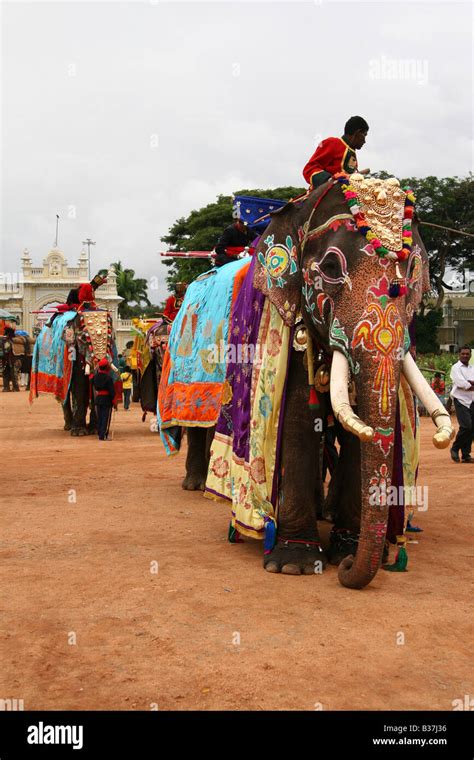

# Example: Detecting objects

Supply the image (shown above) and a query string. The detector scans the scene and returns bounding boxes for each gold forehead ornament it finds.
[349,174,405,253]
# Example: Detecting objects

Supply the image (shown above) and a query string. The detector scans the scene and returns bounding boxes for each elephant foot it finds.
[328,528,359,565]
[71,428,88,437]
[264,538,327,576]
[181,474,206,491]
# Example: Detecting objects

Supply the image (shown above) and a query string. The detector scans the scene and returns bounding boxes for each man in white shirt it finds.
[450,346,474,463]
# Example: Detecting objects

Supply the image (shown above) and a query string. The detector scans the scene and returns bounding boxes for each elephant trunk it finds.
[335,351,399,589]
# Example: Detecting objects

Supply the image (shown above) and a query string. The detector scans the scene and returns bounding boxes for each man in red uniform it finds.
[93,357,116,440]
[303,116,370,188]
[163,282,187,322]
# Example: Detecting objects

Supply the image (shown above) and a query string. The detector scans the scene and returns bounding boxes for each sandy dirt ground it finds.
[1,391,473,711]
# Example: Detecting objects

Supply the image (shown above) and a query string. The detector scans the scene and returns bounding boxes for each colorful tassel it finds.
[306,332,320,409]
[383,537,408,572]
[309,386,320,410]
[263,518,277,554]
[389,278,407,298]
[228,522,244,544]
[406,519,423,533]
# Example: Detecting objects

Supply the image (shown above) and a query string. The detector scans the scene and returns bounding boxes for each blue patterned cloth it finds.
[233,195,286,232]
[30,311,77,403]
[157,257,250,454]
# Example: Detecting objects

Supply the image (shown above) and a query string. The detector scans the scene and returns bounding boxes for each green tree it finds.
[99,262,151,318]
[400,174,474,309]
[161,187,305,288]
[414,308,443,354]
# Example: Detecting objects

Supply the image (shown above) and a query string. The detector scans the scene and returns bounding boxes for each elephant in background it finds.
[157,257,250,489]
[130,318,170,418]
[30,309,121,436]
[1,331,32,391]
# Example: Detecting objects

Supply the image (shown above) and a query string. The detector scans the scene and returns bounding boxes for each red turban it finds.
[98,358,110,370]
[78,283,94,303]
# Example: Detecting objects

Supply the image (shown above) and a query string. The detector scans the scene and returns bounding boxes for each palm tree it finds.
[99,262,151,318]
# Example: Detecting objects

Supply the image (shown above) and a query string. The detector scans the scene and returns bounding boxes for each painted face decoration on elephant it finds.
[258,233,298,290]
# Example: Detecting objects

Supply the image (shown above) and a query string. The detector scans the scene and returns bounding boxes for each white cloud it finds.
[1,0,472,298]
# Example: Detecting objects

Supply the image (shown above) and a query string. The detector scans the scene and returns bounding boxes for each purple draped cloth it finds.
[215,255,266,461]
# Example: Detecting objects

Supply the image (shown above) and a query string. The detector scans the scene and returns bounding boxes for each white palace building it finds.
[0,247,134,351]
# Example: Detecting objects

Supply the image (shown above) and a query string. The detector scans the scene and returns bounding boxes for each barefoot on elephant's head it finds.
[264,538,327,576]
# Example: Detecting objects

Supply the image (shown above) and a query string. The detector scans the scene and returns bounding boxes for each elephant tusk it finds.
[84,363,91,376]
[401,352,454,448]
[330,351,374,442]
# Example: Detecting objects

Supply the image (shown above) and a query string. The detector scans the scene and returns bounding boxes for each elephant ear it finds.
[414,224,431,296]
[253,203,302,327]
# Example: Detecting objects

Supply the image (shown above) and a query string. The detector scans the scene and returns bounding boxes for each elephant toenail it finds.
[264,562,280,573]
[281,564,302,575]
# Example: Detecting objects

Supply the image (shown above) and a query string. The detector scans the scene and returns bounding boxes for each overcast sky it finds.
[1,1,472,302]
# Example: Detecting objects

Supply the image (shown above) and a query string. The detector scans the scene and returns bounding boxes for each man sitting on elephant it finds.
[66,274,106,309]
[163,282,187,322]
[303,115,370,189]
[214,217,255,267]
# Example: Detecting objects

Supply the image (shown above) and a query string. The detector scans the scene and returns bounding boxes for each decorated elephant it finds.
[1,328,33,391]
[129,317,170,418]
[30,308,121,435]
[205,173,453,589]
[157,257,250,489]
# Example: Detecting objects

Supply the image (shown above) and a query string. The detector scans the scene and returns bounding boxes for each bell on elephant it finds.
[314,364,330,393]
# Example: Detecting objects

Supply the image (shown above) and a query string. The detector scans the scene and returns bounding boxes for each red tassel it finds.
[309,387,319,409]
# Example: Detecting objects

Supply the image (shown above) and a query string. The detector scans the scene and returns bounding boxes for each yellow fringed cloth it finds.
[205,286,291,539]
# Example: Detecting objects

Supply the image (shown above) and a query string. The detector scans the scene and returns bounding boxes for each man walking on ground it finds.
[93,358,116,440]
[450,346,474,463]
[121,365,133,411]
[1,327,21,392]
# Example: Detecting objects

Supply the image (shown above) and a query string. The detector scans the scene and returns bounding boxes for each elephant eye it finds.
[318,251,341,277]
